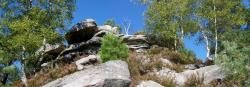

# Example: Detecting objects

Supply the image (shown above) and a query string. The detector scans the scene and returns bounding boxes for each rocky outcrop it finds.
[155,65,224,86]
[137,80,164,87]
[36,19,152,65]
[65,19,98,44]
[43,60,131,87]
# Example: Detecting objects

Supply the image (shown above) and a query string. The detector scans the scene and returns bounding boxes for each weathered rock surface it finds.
[137,80,164,87]
[121,35,150,52]
[155,65,224,86]
[75,55,101,70]
[98,25,119,34]
[36,43,65,56]
[65,19,98,44]
[43,60,131,87]
[121,35,148,45]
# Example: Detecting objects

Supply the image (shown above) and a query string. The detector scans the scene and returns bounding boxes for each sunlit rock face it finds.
[43,60,131,87]
[65,19,98,44]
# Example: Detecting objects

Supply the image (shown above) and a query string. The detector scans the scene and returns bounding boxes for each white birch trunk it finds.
[202,31,211,60]
[20,64,28,87]
[21,46,28,87]
[180,16,184,42]
[174,36,177,52]
[213,1,218,60]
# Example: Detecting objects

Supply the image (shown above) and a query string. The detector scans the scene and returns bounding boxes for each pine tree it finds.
[99,34,129,62]
[215,41,250,86]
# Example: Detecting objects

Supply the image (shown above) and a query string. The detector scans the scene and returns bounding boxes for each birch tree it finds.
[145,0,197,50]
[197,0,245,60]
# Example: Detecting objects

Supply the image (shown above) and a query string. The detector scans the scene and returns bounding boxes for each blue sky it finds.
[71,0,207,60]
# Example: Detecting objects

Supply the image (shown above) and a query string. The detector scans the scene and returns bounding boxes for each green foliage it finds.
[1,65,16,74]
[99,34,129,62]
[215,41,250,86]
[145,0,197,50]
[178,48,196,64]
[197,0,246,58]
[0,0,76,85]
[222,30,250,47]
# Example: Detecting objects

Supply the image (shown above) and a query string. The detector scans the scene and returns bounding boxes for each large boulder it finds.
[155,65,224,86]
[137,80,164,87]
[43,60,131,87]
[65,19,98,44]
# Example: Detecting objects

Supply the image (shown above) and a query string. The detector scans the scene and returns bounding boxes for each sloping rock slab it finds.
[43,60,131,87]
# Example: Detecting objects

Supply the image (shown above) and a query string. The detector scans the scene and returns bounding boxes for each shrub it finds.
[127,52,176,87]
[184,73,205,87]
[99,34,129,62]
[215,41,250,86]
[148,46,195,64]
[12,63,76,87]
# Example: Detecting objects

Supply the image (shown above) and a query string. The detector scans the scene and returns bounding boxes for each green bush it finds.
[215,41,250,86]
[99,34,129,62]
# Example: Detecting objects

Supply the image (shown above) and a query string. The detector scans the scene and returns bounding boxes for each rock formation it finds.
[37,19,150,68]
[36,19,225,87]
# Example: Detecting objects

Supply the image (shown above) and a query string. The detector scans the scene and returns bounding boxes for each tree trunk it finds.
[202,31,211,60]
[174,36,177,52]
[180,16,184,42]
[215,29,218,59]
[20,63,28,87]
[21,46,28,87]
[213,1,218,60]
